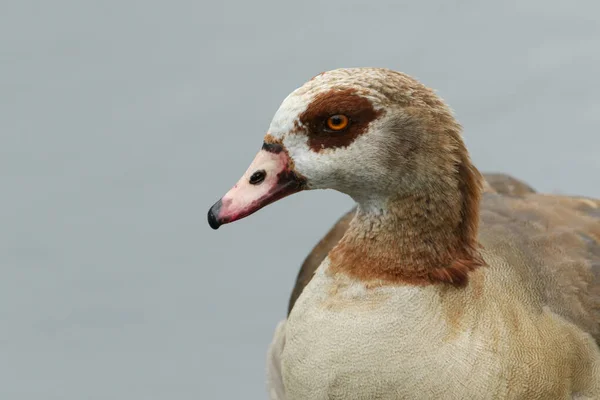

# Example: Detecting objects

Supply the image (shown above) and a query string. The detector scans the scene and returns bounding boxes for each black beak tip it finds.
[207,200,222,230]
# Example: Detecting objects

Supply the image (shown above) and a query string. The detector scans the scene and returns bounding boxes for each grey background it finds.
[2,0,599,399]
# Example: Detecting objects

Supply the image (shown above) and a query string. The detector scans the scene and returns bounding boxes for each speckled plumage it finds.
[269,188,600,399]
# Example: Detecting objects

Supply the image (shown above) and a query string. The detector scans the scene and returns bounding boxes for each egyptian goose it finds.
[208,68,600,399]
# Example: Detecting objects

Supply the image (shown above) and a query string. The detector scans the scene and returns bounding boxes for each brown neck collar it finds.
[328,150,485,287]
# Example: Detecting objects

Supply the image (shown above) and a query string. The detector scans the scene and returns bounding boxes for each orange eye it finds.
[326,115,349,131]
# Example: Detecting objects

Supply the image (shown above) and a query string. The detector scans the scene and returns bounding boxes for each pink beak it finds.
[207,143,306,229]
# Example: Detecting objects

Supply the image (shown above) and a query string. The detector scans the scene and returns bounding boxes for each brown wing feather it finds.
[483,172,537,197]
[287,209,355,315]
[479,192,600,340]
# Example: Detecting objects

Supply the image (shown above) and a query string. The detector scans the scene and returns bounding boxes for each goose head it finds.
[208,68,483,266]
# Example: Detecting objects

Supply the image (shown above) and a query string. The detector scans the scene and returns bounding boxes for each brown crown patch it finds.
[297,89,383,152]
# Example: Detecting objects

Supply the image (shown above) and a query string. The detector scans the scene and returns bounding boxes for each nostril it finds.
[249,170,266,185]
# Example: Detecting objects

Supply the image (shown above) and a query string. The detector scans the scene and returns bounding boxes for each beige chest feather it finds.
[280,263,600,400]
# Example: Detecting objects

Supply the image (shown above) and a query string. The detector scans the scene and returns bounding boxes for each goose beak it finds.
[208,143,305,229]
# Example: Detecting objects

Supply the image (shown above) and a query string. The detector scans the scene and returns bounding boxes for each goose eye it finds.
[326,115,349,131]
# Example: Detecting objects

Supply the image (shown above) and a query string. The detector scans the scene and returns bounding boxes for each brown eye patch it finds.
[298,88,383,152]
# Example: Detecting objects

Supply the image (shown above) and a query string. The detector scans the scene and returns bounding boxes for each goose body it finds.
[208,68,600,399]
[272,190,600,400]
